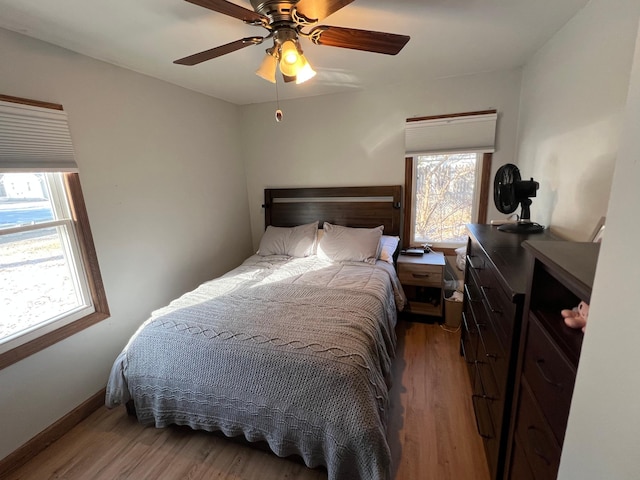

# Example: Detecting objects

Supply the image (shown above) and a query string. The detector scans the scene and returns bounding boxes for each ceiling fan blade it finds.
[174,37,264,65]
[309,26,410,55]
[185,0,266,24]
[294,0,354,23]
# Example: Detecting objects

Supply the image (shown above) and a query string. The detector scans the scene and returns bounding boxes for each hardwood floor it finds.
[4,321,489,480]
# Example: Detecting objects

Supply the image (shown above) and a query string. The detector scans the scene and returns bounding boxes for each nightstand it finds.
[397,252,446,317]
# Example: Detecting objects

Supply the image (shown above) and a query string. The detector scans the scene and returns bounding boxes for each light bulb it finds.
[281,40,299,66]
[279,40,302,77]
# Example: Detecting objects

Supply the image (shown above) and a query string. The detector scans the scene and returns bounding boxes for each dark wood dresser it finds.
[460,224,558,479]
[505,241,598,479]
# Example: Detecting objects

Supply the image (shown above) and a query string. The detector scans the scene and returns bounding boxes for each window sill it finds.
[0,311,110,370]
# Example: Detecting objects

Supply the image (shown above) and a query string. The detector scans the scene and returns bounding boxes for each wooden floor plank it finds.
[3,322,489,480]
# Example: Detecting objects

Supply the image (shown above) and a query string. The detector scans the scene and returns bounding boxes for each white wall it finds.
[240,69,523,249]
[513,0,640,478]
[0,28,253,460]
[559,19,640,480]
[516,0,640,240]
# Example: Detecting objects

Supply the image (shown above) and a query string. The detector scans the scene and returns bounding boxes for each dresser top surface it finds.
[466,224,559,299]
[523,240,599,299]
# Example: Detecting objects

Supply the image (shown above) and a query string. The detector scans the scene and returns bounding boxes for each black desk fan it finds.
[493,163,544,233]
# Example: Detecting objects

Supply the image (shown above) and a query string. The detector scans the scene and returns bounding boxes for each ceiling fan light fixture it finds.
[255,50,277,83]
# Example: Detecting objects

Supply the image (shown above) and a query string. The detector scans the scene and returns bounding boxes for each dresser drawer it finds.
[471,362,500,477]
[509,435,536,480]
[473,308,508,451]
[514,380,561,479]
[522,314,576,444]
[469,260,516,347]
[466,307,496,401]
[477,319,508,399]
[398,263,442,287]
[461,311,477,367]
[479,277,516,345]
[467,240,498,294]
[466,237,486,267]
[466,281,508,391]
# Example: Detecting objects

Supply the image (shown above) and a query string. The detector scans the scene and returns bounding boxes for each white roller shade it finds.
[0,100,78,172]
[405,112,497,154]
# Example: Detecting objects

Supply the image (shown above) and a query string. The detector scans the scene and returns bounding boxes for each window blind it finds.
[0,99,78,172]
[405,111,497,155]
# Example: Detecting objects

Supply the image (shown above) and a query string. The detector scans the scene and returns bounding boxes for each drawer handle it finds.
[480,285,502,313]
[474,323,498,360]
[460,338,472,363]
[462,312,478,337]
[471,394,494,439]
[475,316,487,329]
[412,273,431,279]
[462,311,472,333]
[464,284,482,303]
[467,255,484,271]
[535,359,564,390]
[527,426,552,466]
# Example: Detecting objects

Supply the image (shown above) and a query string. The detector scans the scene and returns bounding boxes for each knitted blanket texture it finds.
[106,255,404,480]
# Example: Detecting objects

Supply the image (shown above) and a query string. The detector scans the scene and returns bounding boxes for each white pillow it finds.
[315,228,324,252]
[257,221,318,257]
[317,222,383,264]
[378,235,400,264]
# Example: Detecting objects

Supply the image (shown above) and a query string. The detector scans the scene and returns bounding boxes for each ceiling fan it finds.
[174,0,411,84]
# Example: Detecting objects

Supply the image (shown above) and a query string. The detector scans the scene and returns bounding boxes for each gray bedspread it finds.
[106,255,405,480]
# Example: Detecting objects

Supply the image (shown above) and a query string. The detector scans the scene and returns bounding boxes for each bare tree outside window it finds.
[413,153,478,243]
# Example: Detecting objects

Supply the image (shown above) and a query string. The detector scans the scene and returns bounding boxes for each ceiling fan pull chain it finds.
[275,79,283,122]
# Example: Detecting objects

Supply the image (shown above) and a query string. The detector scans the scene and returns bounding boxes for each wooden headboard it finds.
[264,186,402,236]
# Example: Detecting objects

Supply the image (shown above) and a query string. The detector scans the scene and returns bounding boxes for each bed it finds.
[105,186,405,480]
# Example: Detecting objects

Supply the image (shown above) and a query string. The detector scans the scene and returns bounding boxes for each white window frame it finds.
[0,173,96,354]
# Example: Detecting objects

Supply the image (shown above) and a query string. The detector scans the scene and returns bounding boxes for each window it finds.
[403,111,497,249]
[0,95,108,370]
[411,152,483,244]
[1,172,94,349]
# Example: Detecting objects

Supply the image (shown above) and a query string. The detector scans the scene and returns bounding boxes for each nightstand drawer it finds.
[398,263,442,286]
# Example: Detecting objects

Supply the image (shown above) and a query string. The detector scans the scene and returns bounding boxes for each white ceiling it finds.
[0,0,589,106]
